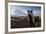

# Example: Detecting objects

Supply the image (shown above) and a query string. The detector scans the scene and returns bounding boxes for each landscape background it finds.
[10,5,41,28]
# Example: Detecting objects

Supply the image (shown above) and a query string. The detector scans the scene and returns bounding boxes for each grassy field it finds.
[11,16,41,28]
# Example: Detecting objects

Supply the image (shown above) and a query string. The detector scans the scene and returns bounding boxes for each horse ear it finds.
[27,10,29,13]
[30,10,33,13]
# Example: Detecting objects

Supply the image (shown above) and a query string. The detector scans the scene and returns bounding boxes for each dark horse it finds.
[27,10,35,27]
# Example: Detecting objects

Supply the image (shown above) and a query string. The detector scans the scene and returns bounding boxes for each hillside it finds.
[11,16,41,28]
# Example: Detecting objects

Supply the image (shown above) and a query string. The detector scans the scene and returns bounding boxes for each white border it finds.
[8,2,44,32]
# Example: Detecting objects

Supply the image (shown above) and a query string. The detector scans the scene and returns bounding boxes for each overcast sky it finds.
[10,5,41,16]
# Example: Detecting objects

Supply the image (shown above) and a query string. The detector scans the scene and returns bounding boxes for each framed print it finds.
[8,2,45,32]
